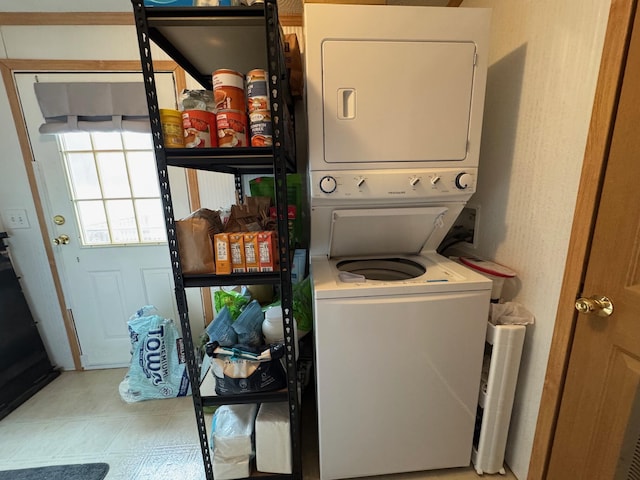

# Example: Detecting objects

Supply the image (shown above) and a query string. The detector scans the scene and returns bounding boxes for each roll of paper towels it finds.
[255,402,292,474]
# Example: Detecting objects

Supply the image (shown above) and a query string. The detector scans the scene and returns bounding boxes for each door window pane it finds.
[60,132,92,151]
[105,199,139,243]
[127,151,160,197]
[77,201,110,244]
[96,152,131,198]
[58,132,165,246]
[123,132,153,150]
[66,152,101,199]
[136,199,167,242]
[92,132,122,150]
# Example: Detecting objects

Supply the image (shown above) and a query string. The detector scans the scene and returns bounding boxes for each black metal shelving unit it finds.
[130,2,301,479]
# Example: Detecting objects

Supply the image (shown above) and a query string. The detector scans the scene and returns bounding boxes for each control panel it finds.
[311,168,478,202]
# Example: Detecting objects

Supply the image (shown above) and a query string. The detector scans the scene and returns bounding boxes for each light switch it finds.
[4,209,30,229]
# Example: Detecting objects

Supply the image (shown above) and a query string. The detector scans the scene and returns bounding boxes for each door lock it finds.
[52,234,70,245]
[575,295,613,317]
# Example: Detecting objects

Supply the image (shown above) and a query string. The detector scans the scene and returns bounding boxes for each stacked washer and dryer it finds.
[303,4,493,480]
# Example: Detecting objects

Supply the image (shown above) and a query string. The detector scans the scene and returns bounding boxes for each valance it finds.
[34,82,151,134]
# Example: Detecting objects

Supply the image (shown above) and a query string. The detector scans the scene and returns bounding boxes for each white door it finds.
[16,72,203,369]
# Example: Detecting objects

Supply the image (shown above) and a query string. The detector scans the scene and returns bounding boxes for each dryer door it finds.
[322,40,476,164]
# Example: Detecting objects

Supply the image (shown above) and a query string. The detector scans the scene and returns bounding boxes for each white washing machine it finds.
[304,4,492,480]
[310,188,492,480]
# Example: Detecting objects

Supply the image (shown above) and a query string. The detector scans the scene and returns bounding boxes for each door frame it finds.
[0,58,188,371]
[528,0,638,478]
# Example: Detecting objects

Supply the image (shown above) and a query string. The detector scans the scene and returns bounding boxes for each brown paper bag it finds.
[284,33,303,97]
[176,208,223,274]
[224,196,272,233]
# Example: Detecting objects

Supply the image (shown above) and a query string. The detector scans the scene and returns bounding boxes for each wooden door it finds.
[547,4,640,479]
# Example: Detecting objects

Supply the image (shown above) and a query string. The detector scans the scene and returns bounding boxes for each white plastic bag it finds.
[490,301,535,325]
[210,404,259,458]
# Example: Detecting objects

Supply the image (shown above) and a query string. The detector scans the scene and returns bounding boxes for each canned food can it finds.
[159,109,184,148]
[249,110,273,147]
[246,69,270,113]
[216,109,248,148]
[182,110,217,148]
[212,69,246,112]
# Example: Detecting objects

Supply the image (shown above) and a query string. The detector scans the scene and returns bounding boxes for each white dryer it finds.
[304,4,492,480]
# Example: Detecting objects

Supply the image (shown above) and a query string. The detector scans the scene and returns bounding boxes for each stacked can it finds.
[159,109,185,148]
[182,109,217,148]
[213,69,248,148]
[246,69,273,147]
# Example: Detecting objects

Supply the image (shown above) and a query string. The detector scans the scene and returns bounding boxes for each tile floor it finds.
[0,369,517,480]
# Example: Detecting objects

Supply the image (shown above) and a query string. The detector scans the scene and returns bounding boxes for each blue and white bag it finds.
[119,306,191,403]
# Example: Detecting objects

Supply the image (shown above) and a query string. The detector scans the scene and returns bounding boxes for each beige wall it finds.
[456,1,611,478]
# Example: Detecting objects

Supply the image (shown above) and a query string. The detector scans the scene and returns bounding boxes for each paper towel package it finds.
[211,404,258,458]
[255,401,292,473]
[212,451,251,480]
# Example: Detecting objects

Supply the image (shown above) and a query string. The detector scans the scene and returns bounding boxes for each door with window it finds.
[16,72,203,369]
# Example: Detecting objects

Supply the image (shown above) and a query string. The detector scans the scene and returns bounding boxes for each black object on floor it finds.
[0,231,60,421]
[0,463,109,480]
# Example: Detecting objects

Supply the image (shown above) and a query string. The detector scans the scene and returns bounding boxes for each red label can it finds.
[182,110,217,148]
[212,69,246,112]
[216,109,248,148]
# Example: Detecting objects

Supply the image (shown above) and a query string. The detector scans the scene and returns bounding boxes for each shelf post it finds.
[131,2,215,479]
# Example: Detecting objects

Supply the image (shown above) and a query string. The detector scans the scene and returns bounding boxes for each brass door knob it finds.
[52,234,70,245]
[575,295,613,317]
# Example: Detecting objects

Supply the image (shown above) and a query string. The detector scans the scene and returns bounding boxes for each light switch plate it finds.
[3,209,30,229]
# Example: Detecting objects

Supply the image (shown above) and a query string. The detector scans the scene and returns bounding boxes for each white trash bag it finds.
[490,301,535,326]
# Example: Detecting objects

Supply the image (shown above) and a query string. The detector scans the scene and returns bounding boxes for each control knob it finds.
[319,175,337,194]
[455,172,473,190]
[409,176,420,187]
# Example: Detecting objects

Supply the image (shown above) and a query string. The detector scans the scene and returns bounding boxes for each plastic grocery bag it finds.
[214,287,251,319]
[490,301,535,326]
[231,300,264,347]
[206,306,238,347]
[292,276,313,333]
[210,404,258,458]
[119,306,191,403]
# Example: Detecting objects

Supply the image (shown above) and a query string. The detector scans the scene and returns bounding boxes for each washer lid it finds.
[328,206,449,258]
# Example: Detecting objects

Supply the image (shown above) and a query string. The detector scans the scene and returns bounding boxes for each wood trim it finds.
[446,0,463,6]
[303,0,385,4]
[0,12,134,26]
[0,11,302,27]
[0,62,84,370]
[527,1,637,478]
[1,59,180,73]
[0,58,183,371]
[280,14,303,26]
[184,169,215,326]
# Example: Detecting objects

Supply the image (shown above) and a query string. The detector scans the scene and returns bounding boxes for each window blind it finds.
[34,82,151,134]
